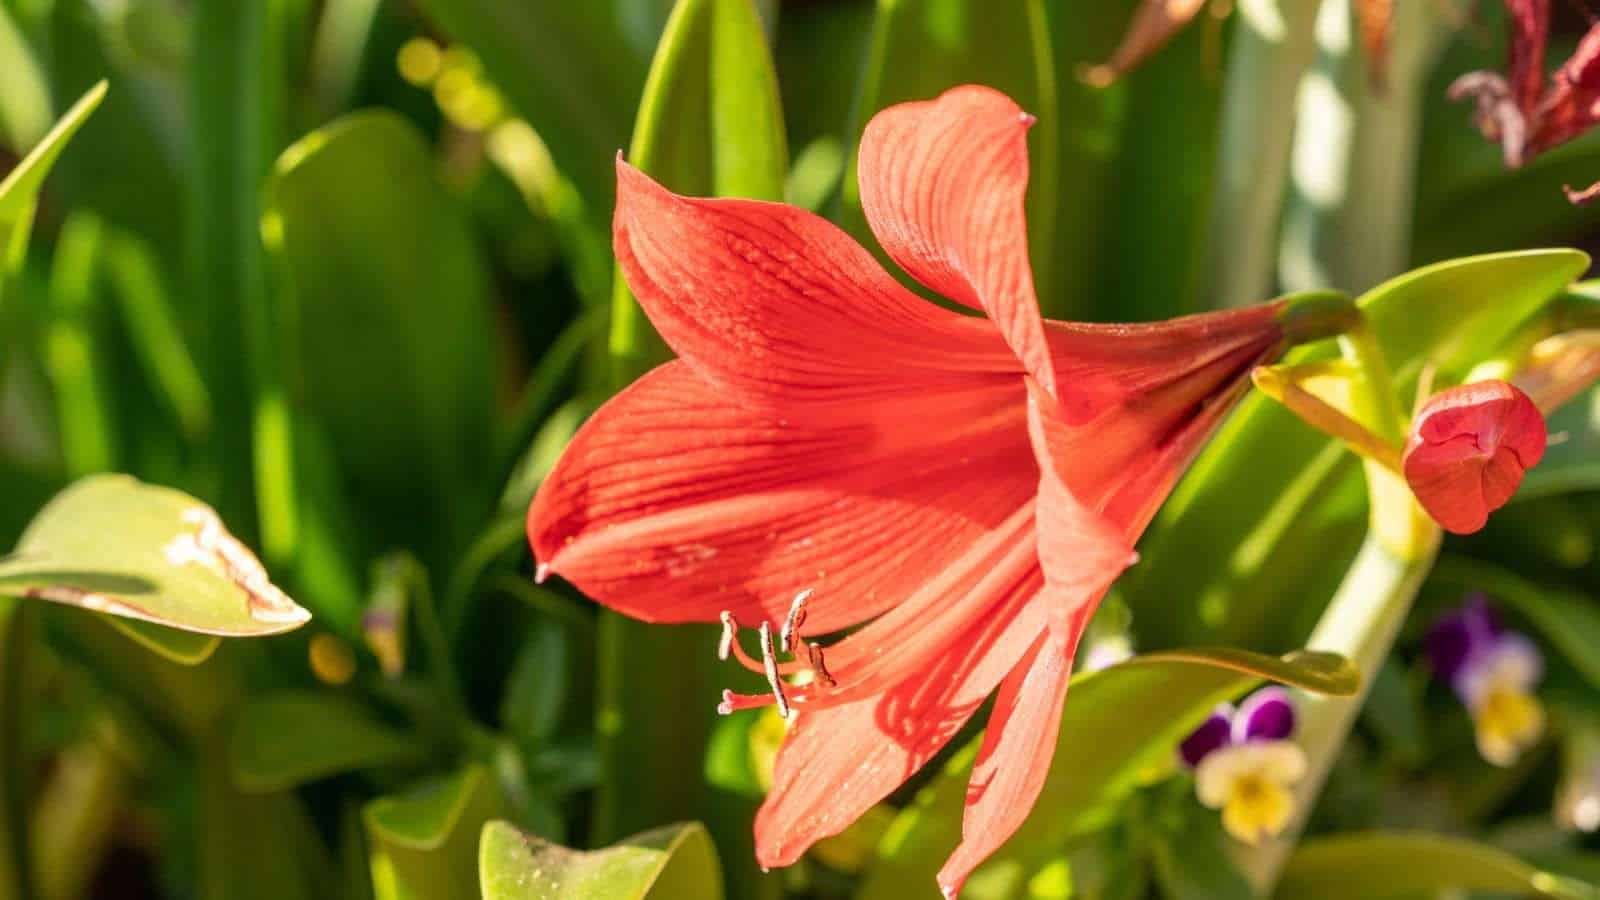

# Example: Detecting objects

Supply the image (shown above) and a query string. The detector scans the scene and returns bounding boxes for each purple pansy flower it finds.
[1424,594,1545,767]
[1179,687,1306,845]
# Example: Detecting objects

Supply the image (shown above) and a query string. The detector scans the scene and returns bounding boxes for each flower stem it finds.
[1238,520,1440,892]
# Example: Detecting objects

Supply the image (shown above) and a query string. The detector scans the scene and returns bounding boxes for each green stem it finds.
[1209,0,1325,308]
[1239,524,1440,893]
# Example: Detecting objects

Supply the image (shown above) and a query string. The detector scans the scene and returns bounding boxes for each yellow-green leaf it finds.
[0,475,308,664]
[479,820,723,900]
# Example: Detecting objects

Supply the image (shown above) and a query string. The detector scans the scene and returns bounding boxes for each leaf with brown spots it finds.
[0,475,309,664]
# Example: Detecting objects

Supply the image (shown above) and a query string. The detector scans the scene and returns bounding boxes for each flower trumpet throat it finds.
[527,84,1323,896]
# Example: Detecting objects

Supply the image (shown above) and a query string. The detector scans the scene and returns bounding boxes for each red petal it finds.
[1508,0,1550,116]
[1403,381,1547,534]
[937,629,1075,899]
[754,559,1051,867]
[613,159,1021,424]
[1531,19,1600,153]
[921,385,1136,895]
[527,362,1035,633]
[1024,377,1137,632]
[1042,302,1283,426]
[857,86,1058,399]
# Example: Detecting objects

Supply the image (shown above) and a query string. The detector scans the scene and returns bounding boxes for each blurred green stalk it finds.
[1279,0,1449,294]
[45,213,118,476]
[1210,0,1323,308]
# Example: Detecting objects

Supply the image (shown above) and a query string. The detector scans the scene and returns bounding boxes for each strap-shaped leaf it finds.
[0,81,105,282]
[0,475,309,664]
[231,692,422,792]
[1275,832,1599,900]
[858,648,1356,896]
[480,820,723,900]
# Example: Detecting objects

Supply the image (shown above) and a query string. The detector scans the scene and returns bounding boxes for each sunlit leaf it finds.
[230,692,422,792]
[0,81,105,282]
[366,765,506,900]
[1274,832,1599,900]
[479,820,723,900]
[859,648,1357,897]
[0,475,309,663]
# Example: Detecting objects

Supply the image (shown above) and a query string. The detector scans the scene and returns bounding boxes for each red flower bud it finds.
[1402,381,1547,534]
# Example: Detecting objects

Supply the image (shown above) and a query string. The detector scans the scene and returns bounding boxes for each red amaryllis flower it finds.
[528,85,1316,896]
[1403,380,1547,534]
[1450,0,1600,202]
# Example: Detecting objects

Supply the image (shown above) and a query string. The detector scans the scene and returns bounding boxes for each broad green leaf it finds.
[840,0,1059,311]
[0,80,103,282]
[1274,832,1599,900]
[366,765,506,900]
[610,0,789,378]
[479,820,724,900]
[1128,250,1589,651]
[0,475,308,663]
[1432,557,1600,692]
[858,648,1357,897]
[230,692,422,792]
[268,111,498,563]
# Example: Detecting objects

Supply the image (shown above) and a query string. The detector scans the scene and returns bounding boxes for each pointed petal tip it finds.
[534,562,552,584]
[1018,110,1037,128]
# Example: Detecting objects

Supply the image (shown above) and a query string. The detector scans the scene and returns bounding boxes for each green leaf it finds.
[366,765,506,900]
[479,820,724,900]
[858,649,1357,897]
[1274,832,1599,900]
[610,0,789,379]
[0,80,104,282]
[1431,557,1600,692]
[1521,384,1600,500]
[267,111,498,563]
[230,692,422,792]
[839,0,1058,308]
[0,475,308,662]
[1128,250,1589,651]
